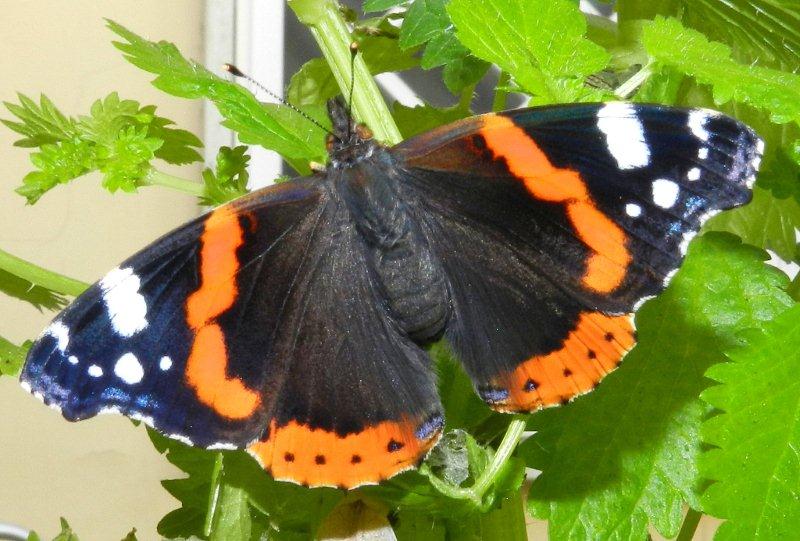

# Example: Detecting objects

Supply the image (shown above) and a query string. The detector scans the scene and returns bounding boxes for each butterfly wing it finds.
[247,192,443,488]
[394,103,760,412]
[21,180,325,447]
[21,178,442,487]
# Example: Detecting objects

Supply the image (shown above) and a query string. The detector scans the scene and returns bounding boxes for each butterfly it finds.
[21,99,761,488]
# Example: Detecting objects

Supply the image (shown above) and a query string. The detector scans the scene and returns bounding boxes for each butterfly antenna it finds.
[223,63,334,137]
[347,41,358,140]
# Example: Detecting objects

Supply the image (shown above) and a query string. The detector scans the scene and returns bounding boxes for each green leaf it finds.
[617,0,800,72]
[106,19,325,174]
[393,510,447,541]
[701,302,800,539]
[425,430,477,487]
[680,0,800,69]
[77,94,202,166]
[286,58,341,108]
[521,234,794,540]
[392,102,471,139]
[16,139,95,204]
[149,429,341,540]
[53,518,79,541]
[0,264,68,311]
[119,529,138,541]
[444,491,527,541]
[396,0,489,94]
[201,146,251,206]
[789,272,800,302]
[641,16,800,125]
[2,94,78,148]
[448,0,610,104]
[442,55,490,96]
[0,336,29,377]
[4,92,202,203]
[363,0,408,12]
[97,126,163,193]
[705,187,800,262]
[287,35,419,107]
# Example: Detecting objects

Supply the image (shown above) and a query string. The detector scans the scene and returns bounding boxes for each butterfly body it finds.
[21,100,762,488]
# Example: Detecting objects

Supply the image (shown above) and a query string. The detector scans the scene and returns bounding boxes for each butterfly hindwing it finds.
[395,103,760,412]
[247,190,443,488]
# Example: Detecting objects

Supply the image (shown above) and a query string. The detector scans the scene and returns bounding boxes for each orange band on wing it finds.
[491,312,635,412]
[248,418,441,489]
[185,206,260,419]
[479,115,632,293]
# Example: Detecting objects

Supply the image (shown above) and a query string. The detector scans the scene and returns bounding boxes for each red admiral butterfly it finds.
[21,99,761,488]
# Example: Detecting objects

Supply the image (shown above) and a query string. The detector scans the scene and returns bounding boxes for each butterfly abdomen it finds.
[337,149,451,344]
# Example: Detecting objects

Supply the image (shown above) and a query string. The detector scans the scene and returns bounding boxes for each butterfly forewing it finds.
[395,103,760,412]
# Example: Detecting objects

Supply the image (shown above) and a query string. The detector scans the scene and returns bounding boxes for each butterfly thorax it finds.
[332,142,451,344]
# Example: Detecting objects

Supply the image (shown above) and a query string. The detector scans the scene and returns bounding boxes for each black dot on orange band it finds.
[315,455,326,465]
[351,454,362,464]
[284,452,294,462]
[524,379,538,392]
[604,332,615,342]
[560,397,570,406]
[588,349,597,359]
[388,439,404,453]
[563,368,573,377]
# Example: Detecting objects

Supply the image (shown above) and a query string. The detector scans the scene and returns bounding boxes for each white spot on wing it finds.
[208,442,237,450]
[159,356,173,371]
[114,352,144,384]
[88,364,103,377]
[688,110,710,142]
[597,102,650,170]
[43,321,70,352]
[687,167,701,181]
[652,179,680,208]
[68,355,79,365]
[168,433,194,446]
[625,203,642,217]
[100,267,148,338]
[756,138,765,154]
[698,147,709,160]
[20,381,31,393]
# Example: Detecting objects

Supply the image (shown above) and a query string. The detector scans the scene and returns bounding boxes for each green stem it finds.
[288,0,402,145]
[675,508,703,541]
[204,453,225,537]
[144,168,205,198]
[0,247,88,297]
[493,71,511,112]
[614,62,654,99]
[470,416,526,498]
[425,416,527,507]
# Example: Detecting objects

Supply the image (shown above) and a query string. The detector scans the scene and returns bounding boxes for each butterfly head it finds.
[326,97,376,169]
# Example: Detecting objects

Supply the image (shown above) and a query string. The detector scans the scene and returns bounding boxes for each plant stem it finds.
[0,247,88,297]
[288,0,402,145]
[675,508,703,541]
[204,453,225,537]
[144,168,205,198]
[424,416,527,507]
[615,62,654,99]
[493,71,511,112]
[470,416,526,498]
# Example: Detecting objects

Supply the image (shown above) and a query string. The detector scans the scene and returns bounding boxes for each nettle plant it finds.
[2,0,800,540]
